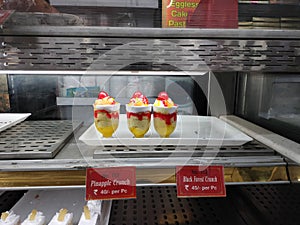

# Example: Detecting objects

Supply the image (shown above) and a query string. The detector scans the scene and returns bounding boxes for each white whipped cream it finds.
[87,200,102,215]
[78,212,98,225]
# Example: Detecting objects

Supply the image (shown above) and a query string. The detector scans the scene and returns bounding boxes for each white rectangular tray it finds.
[0,113,31,133]
[79,115,252,146]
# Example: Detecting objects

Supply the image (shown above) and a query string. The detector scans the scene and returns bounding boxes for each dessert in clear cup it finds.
[126,91,151,138]
[153,92,178,138]
[93,91,120,138]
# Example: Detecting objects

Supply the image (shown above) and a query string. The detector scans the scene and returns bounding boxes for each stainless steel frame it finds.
[1,27,300,72]
[0,27,299,189]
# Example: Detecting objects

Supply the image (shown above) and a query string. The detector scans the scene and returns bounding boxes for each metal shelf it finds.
[109,184,300,225]
[110,186,247,225]
[0,120,83,159]
[0,116,296,188]
[1,27,300,72]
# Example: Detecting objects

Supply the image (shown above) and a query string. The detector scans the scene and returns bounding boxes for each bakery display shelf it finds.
[10,189,111,225]
[109,184,300,225]
[0,116,295,188]
[110,186,247,225]
[0,120,83,159]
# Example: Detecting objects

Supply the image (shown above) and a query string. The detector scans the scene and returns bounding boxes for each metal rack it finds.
[109,184,300,225]
[0,120,82,159]
[1,27,300,72]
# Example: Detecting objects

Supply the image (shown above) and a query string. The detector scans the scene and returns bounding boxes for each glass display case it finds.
[0,0,299,224]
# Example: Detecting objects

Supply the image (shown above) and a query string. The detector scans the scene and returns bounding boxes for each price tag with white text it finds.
[86,167,136,200]
[176,165,226,197]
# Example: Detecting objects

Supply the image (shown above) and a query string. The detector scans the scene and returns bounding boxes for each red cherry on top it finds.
[98,91,108,99]
[157,91,169,100]
[132,91,143,98]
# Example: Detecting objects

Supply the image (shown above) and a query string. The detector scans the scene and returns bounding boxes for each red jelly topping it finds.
[153,112,177,125]
[98,91,108,99]
[127,111,151,121]
[94,110,119,119]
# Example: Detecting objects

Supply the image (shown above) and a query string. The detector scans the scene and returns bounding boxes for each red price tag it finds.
[86,167,136,200]
[176,166,226,197]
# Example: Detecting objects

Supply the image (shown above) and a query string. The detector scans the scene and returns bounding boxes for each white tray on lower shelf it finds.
[79,115,252,146]
[0,113,31,133]
[11,189,111,225]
